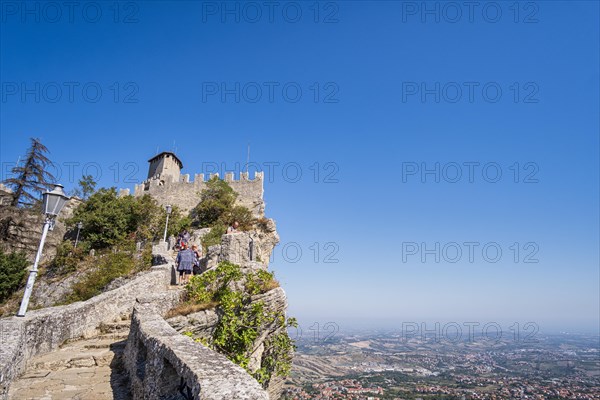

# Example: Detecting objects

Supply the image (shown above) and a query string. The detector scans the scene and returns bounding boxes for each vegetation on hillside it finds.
[191,177,254,250]
[66,188,189,250]
[178,261,296,388]
[46,188,190,302]
[63,244,152,303]
[0,249,28,302]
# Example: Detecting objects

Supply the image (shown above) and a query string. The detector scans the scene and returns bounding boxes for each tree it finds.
[4,138,55,207]
[67,189,189,249]
[79,175,96,199]
[70,175,97,199]
[191,178,254,250]
[68,188,137,249]
[0,249,28,302]
[191,177,238,227]
[191,177,253,229]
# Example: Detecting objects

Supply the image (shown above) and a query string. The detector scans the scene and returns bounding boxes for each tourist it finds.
[191,244,202,275]
[178,229,190,247]
[176,243,194,285]
[226,221,240,234]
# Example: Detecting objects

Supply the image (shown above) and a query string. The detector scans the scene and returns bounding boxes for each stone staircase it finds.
[8,319,132,400]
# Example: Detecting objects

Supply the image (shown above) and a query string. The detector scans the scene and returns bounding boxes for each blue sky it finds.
[1,1,598,334]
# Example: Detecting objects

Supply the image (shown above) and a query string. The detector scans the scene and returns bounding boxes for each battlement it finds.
[131,170,265,216]
[122,152,266,216]
[137,170,263,186]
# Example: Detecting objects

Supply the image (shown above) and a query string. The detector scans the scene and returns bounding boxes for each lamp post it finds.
[163,204,172,243]
[74,221,83,248]
[17,184,70,317]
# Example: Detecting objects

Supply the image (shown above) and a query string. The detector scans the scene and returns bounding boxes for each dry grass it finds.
[166,301,219,318]
[262,279,280,292]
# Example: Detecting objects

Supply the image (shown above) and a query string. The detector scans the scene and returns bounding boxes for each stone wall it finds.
[170,231,290,399]
[0,263,179,399]
[131,171,264,216]
[124,303,269,400]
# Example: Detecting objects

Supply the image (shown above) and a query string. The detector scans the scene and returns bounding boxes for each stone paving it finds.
[8,320,132,400]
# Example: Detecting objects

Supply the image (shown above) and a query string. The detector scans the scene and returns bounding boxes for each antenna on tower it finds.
[246,143,250,173]
[156,147,159,155]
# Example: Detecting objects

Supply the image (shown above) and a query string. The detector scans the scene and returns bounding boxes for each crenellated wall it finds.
[130,171,265,216]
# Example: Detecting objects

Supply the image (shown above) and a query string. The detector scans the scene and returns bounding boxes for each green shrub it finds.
[191,178,255,252]
[68,189,189,249]
[48,240,90,275]
[66,251,136,303]
[191,177,254,230]
[0,249,28,302]
[226,205,254,231]
[183,261,295,387]
[200,223,226,252]
[245,269,279,295]
[191,177,237,227]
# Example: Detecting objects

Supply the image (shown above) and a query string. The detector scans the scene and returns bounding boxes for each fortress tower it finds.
[133,153,265,217]
[147,151,183,183]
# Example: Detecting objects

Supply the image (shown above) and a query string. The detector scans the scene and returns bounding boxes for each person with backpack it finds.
[176,243,194,285]
[191,244,202,275]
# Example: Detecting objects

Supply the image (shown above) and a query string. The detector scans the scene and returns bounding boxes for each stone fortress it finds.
[0,152,288,400]
[122,151,265,216]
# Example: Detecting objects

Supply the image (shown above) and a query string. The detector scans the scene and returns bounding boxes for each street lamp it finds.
[17,184,70,317]
[74,222,83,248]
[163,204,172,243]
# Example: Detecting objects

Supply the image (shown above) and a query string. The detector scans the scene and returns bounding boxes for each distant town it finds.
[282,330,600,400]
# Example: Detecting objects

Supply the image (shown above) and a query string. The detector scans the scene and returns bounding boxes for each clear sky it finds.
[1,1,598,335]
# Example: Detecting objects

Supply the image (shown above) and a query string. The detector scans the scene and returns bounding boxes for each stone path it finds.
[8,319,132,400]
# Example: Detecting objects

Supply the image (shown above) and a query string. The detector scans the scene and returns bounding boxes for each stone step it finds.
[9,324,133,400]
[30,352,106,371]
[84,338,127,349]
[96,331,130,340]
[100,321,131,334]
[28,340,127,371]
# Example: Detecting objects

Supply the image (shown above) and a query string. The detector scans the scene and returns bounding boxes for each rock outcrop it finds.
[167,228,291,399]
[0,198,81,263]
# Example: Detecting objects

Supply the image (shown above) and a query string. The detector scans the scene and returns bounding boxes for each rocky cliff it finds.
[164,225,291,399]
[0,198,81,263]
